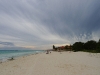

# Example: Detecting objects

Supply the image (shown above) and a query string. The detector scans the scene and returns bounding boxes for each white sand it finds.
[0,51,100,75]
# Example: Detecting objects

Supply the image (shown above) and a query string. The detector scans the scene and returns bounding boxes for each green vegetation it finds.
[72,42,84,52]
[53,39,100,53]
[53,45,55,50]
[72,39,100,53]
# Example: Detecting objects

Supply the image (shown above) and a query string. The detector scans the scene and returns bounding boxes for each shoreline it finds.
[0,50,46,63]
[0,51,100,75]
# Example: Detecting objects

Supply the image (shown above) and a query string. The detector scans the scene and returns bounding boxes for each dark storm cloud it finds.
[0,0,100,49]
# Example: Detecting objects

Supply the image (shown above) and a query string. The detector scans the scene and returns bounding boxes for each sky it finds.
[0,0,100,50]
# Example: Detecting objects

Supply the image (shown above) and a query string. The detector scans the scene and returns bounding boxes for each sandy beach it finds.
[0,51,100,75]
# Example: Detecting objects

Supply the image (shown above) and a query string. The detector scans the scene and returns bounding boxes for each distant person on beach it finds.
[11,57,14,60]
[46,50,49,54]
[50,52,51,53]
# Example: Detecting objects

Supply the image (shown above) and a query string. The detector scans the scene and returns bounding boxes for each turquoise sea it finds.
[0,50,45,62]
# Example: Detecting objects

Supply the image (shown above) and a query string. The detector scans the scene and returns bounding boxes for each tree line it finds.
[72,39,100,53]
[53,39,100,53]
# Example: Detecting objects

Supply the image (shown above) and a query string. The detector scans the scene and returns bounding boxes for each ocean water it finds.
[0,50,45,62]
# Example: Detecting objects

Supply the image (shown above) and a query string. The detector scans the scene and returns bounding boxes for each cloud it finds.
[0,41,15,46]
[0,0,100,50]
[0,46,33,50]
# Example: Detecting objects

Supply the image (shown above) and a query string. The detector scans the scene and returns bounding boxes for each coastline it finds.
[0,51,100,75]
[0,50,45,63]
